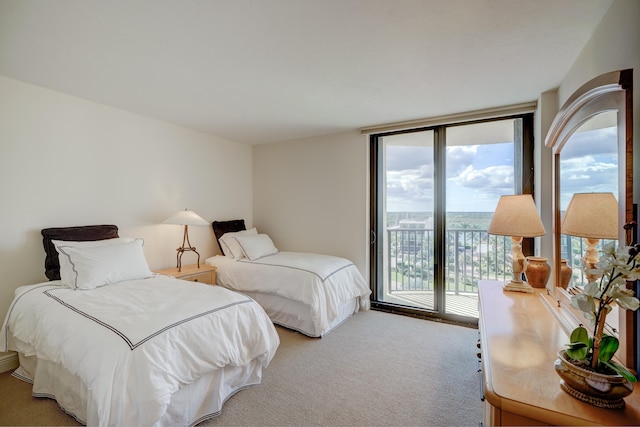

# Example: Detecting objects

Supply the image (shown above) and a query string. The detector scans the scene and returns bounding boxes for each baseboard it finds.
[0,352,19,373]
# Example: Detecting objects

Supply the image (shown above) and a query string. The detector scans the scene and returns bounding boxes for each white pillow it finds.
[55,238,152,289]
[234,234,278,261]
[53,237,135,286]
[219,227,258,258]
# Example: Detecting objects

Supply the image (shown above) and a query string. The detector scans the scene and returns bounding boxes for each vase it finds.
[554,350,634,409]
[560,258,572,289]
[526,256,551,288]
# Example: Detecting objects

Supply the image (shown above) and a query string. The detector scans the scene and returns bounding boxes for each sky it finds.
[386,142,514,212]
[385,126,617,213]
[558,126,617,211]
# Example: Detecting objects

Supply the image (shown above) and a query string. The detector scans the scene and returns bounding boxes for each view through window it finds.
[371,115,533,322]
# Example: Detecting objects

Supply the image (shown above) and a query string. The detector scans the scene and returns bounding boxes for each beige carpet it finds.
[0,310,481,426]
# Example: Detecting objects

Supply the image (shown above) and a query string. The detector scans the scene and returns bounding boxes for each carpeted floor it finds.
[0,310,481,426]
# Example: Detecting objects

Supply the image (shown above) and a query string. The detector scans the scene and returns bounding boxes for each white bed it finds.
[0,225,280,427]
[208,220,371,337]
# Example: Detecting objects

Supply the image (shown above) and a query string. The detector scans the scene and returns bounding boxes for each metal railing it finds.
[387,228,512,295]
[560,234,616,287]
[387,228,617,295]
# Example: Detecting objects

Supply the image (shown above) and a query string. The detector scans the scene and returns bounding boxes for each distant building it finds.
[390,219,433,255]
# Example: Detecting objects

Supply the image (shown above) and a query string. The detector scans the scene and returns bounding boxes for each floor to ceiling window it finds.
[369,113,534,323]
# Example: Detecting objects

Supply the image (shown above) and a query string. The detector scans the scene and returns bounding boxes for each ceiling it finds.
[0,0,612,145]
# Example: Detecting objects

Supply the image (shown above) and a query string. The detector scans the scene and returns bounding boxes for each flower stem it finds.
[592,303,608,370]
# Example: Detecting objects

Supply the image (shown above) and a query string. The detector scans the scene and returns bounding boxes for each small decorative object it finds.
[163,209,209,271]
[560,258,572,289]
[555,237,640,408]
[525,256,551,288]
[487,194,546,293]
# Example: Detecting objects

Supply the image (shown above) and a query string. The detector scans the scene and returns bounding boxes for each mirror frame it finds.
[545,69,634,368]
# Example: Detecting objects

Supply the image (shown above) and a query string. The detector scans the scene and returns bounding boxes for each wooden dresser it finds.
[478,280,640,426]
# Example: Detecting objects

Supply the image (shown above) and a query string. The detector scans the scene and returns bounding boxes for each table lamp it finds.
[561,192,618,283]
[487,194,546,293]
[163,209,209,271]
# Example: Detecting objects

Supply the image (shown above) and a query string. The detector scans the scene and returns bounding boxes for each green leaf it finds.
[598,335,619,363]
[570,326,589,344]
[566,326,589,360]
[603,360,638,382]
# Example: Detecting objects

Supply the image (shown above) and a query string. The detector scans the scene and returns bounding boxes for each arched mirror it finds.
[559,111,619,288]
[545,69,634,368]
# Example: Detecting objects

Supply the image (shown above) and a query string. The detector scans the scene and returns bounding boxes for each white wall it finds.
[0,76,253,339]
[534,89,558,261]
[555,0,639,203]
[252,131,369,276]
[536,0,640,265]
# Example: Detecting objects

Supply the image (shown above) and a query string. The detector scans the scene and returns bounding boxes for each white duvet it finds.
[206,252,371,335]
[0,276,280,427]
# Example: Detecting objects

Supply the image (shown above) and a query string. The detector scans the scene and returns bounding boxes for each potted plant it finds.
[555,239,640,408]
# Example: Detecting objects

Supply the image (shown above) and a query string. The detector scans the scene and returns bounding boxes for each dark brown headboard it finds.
[211,219,245,255]
[41,225,119,280]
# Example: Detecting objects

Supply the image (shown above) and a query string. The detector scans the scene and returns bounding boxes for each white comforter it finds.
[0,276,280,427]
[206,252,371,335]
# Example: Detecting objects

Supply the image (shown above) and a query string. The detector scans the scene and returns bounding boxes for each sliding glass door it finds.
[370,115,533,322]
[378,129,436,310]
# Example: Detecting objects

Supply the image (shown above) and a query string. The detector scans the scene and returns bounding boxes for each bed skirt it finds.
[239,292,359,337]
[13,351,263,426]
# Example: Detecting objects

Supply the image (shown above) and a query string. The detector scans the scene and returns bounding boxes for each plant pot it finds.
[560,258,572,289]
[554,350,634,409]
[526,256,550,288]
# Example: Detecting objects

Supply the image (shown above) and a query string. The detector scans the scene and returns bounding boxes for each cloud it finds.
[387,167,434,198]
[453,164,513,192]
[561,127,617,159]
[386,146,432,171]
[560,154,617,195]
[446,145,478,177]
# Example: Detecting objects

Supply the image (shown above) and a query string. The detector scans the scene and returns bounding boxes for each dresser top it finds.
[479,280,640,425]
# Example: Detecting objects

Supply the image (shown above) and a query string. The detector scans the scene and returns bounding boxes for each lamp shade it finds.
[561,192,618,239]
[163,209,209,226]
[487,194,546,237]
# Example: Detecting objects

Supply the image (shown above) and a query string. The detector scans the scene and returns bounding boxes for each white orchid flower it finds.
[571,292,595,315]
[602,241,617,255]
[608,284,640,311]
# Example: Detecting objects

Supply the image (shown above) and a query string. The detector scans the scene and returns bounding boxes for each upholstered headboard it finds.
[211,219,245,254]
[41,224,119,280]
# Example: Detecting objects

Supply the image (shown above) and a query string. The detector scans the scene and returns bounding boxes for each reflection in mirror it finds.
[559,111,618,288]
[546,69,634,370]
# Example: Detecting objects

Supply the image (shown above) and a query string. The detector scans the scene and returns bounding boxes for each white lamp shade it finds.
[487,194,546,237]
[561,192,618,239]
[163,209,209,226]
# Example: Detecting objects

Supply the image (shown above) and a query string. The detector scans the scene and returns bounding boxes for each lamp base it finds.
[503,280,534,293]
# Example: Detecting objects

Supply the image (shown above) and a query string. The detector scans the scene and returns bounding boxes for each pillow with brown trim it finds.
[212,220,246,255]
[41,225,119,280]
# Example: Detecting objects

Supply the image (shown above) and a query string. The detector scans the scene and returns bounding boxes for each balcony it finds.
[384,228,600,319]
[385,228,513,318]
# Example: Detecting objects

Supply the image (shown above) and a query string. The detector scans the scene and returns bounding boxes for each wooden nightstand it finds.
[154,264,217,285]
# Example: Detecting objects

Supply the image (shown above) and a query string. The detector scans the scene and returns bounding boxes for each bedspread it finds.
[208,251,371,334]
[0,276,279,427]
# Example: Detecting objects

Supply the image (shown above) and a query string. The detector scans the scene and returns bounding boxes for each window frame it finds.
[369,113,535,324]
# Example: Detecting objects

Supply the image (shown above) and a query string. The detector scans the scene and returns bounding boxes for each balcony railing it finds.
[387,228,614,297]
[387,228,512,296]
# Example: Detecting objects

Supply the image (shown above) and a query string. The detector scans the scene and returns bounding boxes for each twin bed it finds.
[208,219,371,337]
[1,222,370,425]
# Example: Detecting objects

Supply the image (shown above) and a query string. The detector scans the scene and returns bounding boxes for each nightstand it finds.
[154,264,217,285]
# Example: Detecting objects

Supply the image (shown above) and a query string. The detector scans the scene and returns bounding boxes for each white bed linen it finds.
[13,351,264,427]
[206,251,371,337]
[0,276,280,427]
